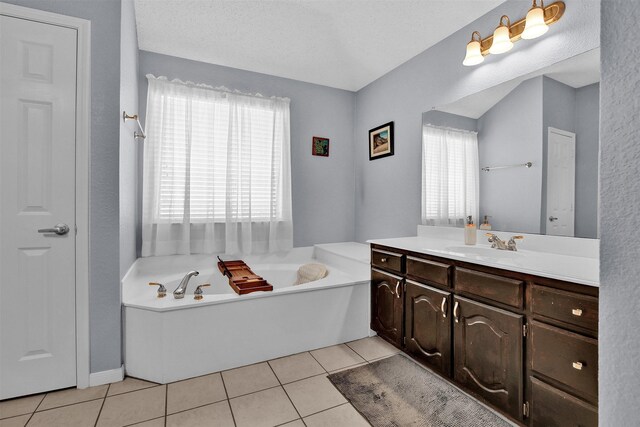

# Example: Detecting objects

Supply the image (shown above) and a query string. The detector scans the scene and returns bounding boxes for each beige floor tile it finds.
[129,418,165,427]
[310,344,365,372]
[0,394,43,419]
[166,400,234,427]
[0,414,30,427]
[107,377,157,396]
[283,375,346,417]
[229,386,298,427]
[279,420,305,427]
[166,373,227,414]
[38,385,108,411]
[222,362,280,398]
[269,352,326,384]
[96,385,166,427]
[28,399,103,427]
[303,403,370,427]
[328,362,367,374]
[346,336,400,361]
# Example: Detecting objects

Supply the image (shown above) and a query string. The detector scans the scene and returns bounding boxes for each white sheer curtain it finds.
[422,125,479,227]
[142,76,292,256]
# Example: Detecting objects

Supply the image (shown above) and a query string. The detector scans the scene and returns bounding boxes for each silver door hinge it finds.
[523,401,530,418]
[523,324,528,337]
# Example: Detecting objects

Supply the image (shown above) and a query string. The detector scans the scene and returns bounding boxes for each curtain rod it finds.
[423,123,478,135]
[146,74,291,103]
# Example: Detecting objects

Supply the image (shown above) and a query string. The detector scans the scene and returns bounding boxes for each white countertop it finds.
[367,235,599,287]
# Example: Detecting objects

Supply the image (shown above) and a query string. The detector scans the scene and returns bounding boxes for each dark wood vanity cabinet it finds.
[453,296,523,420]
[370,268,404,348]
[370,243,599,427]
[404,280,451,376]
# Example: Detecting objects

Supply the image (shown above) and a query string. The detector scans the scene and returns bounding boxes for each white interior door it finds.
[546,127,576,237]
[0,15,78,399]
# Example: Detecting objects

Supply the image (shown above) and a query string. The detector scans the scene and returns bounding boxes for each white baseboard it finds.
[88,365,124,387]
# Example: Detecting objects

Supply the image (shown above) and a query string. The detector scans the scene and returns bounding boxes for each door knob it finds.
[549,216,558,222]
[38,223,70,235]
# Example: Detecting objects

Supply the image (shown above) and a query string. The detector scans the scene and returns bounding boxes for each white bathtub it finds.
[122,243,371,383]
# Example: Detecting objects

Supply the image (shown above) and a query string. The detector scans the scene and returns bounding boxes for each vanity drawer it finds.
[532,285,598,333]
[530,377,597,427]
[530,321,598,403]
[454,268,524,308]
[406,256,451,288]
[371,249,404,273]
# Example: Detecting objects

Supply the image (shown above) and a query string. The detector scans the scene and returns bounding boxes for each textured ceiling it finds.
[134,0,505,91]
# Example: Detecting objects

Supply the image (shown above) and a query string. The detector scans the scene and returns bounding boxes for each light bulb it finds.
[489,16,513,55]
[522,3,549,39]
[463,32,484,66]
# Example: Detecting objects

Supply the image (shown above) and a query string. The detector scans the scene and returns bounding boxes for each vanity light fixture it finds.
[462,1,565,66]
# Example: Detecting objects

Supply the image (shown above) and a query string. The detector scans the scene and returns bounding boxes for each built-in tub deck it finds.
[122,243,371,384]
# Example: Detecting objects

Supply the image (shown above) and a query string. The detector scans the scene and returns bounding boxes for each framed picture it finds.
[369,121,394,160]
[312,136,330,157]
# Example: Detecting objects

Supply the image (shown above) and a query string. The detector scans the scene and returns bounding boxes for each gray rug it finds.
[328,354,513,427]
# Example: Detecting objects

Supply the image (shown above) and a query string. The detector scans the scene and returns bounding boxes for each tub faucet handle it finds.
[149,282,167,298]
[194,284,210,300]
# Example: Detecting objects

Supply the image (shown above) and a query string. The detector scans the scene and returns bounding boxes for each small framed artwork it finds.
[312,136,330,157]
[369,121,394,160]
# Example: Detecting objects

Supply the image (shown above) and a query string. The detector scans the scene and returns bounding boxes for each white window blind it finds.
[422,125,479,226]
[142,76,292,256]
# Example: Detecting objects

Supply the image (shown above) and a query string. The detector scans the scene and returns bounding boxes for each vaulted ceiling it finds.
[135,0,505,91]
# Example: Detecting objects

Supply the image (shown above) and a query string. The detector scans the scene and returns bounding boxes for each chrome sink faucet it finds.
[485,233,524,251]
[173,271,199,299]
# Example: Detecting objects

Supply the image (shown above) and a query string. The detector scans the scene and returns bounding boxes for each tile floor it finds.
[0,336,400,427]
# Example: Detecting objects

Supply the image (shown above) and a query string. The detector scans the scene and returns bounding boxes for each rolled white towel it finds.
[295,263,328,285]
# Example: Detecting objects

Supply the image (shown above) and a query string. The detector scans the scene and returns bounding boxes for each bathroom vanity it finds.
[368,230,598,427]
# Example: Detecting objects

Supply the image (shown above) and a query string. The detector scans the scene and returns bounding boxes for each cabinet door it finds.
[453,296,524,420]
[371,268,403,348]
[404,280,451,376]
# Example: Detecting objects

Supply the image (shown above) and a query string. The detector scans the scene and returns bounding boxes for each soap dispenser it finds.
[480,215,492,231]
[465,215,477,245]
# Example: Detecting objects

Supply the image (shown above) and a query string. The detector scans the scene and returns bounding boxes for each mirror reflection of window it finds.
[421,125,479,227]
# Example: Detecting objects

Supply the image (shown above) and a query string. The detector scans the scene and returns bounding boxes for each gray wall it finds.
[354,0,600,242]
[478,77,544,234]
[3,0,123,373]
[137,51,357,252]
[119,0,138,278]
[575,83,600,238]
[599,1,640,424]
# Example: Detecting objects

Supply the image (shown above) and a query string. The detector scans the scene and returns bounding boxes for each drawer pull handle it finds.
[395,281,401,299]
[454,301,460,323]
[572,361,583,370]
[572,308,583,317]
[380,257,387,263]
[441,297,447,318]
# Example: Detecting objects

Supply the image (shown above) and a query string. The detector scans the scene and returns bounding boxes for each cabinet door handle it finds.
[441,297,447,318]
[572,308,583,317]
[453,301,460,323]
[395,281,401,298]
[572,361,583,370]
[380,257,387,263]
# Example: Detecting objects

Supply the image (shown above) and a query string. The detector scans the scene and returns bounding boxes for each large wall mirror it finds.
[422,48,600,238]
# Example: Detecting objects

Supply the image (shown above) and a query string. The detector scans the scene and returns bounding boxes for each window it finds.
[142,76,292,256]
[422,125,479,226]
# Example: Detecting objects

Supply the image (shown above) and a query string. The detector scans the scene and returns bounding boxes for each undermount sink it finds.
[444,245,524,259]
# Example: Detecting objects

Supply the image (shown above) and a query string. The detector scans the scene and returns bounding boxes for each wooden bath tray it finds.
[217,259,273,295]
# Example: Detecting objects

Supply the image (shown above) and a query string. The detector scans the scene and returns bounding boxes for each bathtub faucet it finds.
[173,271,199,299]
